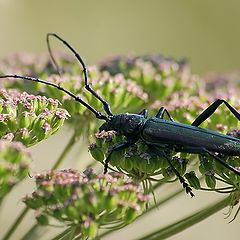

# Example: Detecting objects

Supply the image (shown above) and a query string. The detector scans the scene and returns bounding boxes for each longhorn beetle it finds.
[1,33,240,197]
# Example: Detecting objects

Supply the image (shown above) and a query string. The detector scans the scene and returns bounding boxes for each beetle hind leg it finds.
[192,99,240,127]
[202,148,240,176]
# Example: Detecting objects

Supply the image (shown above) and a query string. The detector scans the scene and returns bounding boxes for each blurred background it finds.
[0,0,239,239]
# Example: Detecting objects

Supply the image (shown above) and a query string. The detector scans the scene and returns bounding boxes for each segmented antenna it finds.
[0,74,108,120]
[46,33,113,116]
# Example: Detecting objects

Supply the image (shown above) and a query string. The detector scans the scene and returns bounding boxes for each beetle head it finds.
[99,113,146,137]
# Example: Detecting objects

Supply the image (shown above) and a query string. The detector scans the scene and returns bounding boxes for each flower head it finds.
[90,130,240,195]
[99,55,199,102]
[0,88,69,146]
[23,169,149,239]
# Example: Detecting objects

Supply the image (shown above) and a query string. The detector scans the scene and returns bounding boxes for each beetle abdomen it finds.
[141,118,240,155]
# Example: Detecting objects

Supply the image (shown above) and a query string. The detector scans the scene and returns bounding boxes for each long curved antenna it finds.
[46,34,63,76]
[0,74,108,120]
[46,33,113,116]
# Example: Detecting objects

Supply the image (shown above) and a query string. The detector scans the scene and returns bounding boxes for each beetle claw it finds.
[179,176,194,197]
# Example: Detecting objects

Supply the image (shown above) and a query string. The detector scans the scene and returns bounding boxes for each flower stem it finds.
[51,132,77,170]
[51,226,73,240]
[2,208,29,240]
[20,224,44,240]
[136,196,231,240]
[52,226,84,240]
[1,132,77,240]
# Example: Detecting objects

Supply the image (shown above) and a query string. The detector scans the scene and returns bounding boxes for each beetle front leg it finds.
[104,141,135,174]
[138,109,148,118]
[192,99,240,127]
[155,107,174,121]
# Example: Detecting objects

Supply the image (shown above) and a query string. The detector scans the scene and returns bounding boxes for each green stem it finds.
[51,133,77,170]
[52,226,83,240]
[20,224,43,240]
[1,132,77,240]
[51,226,73,240]
[2,208,29,240]
[136,196,231,240]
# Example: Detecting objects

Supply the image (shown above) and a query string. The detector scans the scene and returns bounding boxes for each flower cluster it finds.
[43,68,148,135]
[199,154,240,190]
[0,140,31,200]
[0,88,69,146]
[204,71,240,95]
[1,52,240,198]
[89,130,240,195]
[89,131,187,185]
[1,56,149,137]
[0,52,75,77]
[99,55,199,102]
[23,169,149,239]
[151,91,240,130]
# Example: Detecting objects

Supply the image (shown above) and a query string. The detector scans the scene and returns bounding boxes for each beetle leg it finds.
[138,109,148,118]
[149,145,194,197]
[156,107,174,121]
[202,148,240,176]
[104,141,136,174]
[164,154,194,197]
[192,99,240,127]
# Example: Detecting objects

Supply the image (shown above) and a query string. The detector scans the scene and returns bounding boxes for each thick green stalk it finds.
[2,208,29,240]
[20,224,44,240]
[136,196,231,240]
[50,227,73,240]
[51,226,84,240]
[1,132,77,240]
[51,133,77,170]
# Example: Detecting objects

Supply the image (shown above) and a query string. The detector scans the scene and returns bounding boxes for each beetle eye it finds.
[107,116,113,122]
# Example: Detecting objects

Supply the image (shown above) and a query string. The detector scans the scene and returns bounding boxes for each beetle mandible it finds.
[1,33,240,197]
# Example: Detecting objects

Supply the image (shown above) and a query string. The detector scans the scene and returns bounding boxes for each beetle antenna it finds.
[46,33,113,116]
[0,74,108,120]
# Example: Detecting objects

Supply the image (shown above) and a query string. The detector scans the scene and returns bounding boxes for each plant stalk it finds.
[136,196,231,240]
[2,208,29,240]
[50,226,73,240]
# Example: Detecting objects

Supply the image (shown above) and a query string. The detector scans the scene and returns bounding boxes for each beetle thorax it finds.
[99,113,146,137]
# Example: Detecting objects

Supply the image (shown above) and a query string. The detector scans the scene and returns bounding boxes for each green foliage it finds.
[90,130,179,182]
